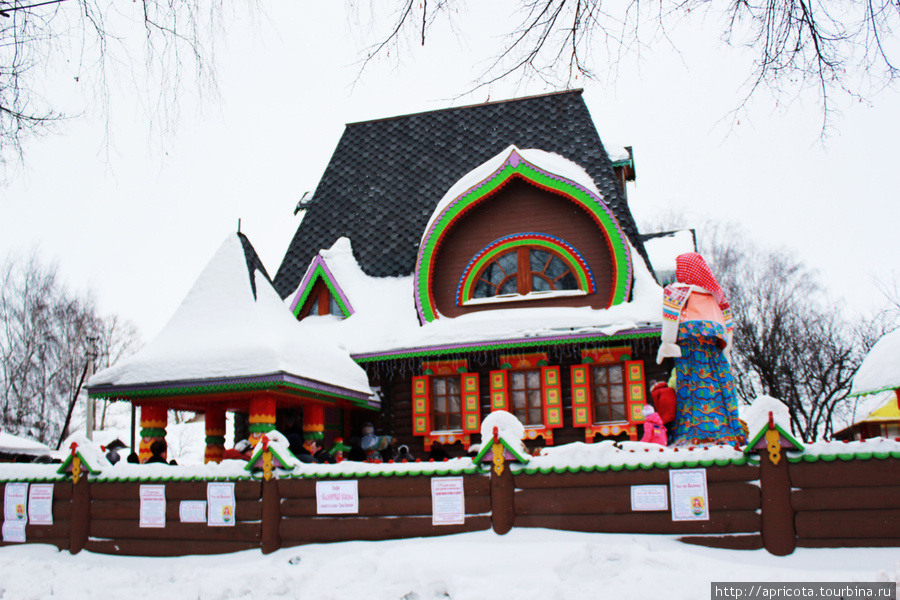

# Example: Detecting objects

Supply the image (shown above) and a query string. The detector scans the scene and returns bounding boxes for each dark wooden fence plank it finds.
[84,538,258,556]
[513,465,758,489]
[279,514,491,543]
[89,519,261,543]
[790,458,900,488]
[280,495,491,518]
[90,499,261,521]
[278,475,490,499]
[796,509,900,539]
[89,481,261,501]
[792,486,900,511]
[515,511,760,535]
[515,481,759,515]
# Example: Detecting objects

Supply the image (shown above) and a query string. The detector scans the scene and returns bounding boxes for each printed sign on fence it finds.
[431,477,465,526]
[3,482,28,524]
[669,468,709,521]
[139,485,167,528]
[179,501,207,523]
[28,484,54,525]
[630,484,669,511]
[207,482,236,526]
[316,480,359,514]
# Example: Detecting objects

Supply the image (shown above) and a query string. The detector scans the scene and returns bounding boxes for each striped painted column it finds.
[248,396,277,447]
[303,404,325,443]
[204,406,226,464]
[138,404,168,463]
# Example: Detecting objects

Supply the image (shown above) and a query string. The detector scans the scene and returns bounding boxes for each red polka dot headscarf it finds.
[675,252,729,309]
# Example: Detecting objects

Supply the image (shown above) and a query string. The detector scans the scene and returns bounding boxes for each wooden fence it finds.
[1,450,898,557]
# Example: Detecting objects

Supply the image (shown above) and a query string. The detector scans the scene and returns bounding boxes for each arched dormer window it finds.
[457,233,596,306]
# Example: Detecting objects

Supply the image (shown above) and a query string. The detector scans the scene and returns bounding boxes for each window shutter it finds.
[570,364,594,427]
[461,373,481,434]
[624,360,647,424]
[489,370,509,411]
[541,366,564,429]
[412,375,431,436]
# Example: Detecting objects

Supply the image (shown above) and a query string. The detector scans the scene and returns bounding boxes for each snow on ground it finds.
[0,530,896,600]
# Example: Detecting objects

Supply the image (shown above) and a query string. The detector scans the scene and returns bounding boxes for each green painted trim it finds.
[90,379,372,409]
[140,428,167,438]
[205,435,226,445]
[459,237,594,302]
[472,437,531,464]
[847,385,899,398]
[352,331,659,363]
[514,455,750,474]
[291,264,352,319]
[249,423,276,434]
[742,423,805,455]
[285,465,481,478]
[787,450,900,463]
[416,154,632,322]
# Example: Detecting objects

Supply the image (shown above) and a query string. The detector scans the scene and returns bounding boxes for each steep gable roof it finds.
[273,90,651,298]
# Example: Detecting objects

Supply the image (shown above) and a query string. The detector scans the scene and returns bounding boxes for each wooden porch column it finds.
[248,396,277,447]
[204,406,226,464]
[138,404,168,463]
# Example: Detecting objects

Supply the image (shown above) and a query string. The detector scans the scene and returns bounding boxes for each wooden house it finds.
[835,327,900,441]
[88,90,673,461]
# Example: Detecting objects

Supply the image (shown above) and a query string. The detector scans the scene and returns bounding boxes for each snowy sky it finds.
[2,2,899,344]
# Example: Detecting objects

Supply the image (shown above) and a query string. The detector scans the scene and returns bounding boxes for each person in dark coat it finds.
[394,445,415,462]
[146,440,176,465]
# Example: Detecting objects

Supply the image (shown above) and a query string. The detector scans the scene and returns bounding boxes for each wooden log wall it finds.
[84,480,262,557]
[276,475,492,547]
[512,465,762,547]
[791,457,900,548]
[0,482,71,551]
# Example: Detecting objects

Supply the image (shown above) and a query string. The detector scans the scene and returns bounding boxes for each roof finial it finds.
[237,218,241,234]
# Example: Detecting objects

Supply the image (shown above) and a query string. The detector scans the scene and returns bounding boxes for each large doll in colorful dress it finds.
[656,252,746,447]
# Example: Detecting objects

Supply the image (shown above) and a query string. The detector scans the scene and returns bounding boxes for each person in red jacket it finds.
[650,379,677,426]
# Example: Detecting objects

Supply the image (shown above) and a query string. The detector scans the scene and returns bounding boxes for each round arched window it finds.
[472,247,580,299]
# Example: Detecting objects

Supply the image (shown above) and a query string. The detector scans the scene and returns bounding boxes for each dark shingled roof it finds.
[238,232,273,300]
[273,90,651,299]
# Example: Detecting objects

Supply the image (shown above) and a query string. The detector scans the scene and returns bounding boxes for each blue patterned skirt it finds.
[671,321,746,447]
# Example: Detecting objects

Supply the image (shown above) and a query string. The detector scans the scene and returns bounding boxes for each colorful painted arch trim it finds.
[414,148,633,323]
[456,233,596,305]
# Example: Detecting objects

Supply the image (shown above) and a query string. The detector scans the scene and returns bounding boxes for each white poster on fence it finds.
[1,522,26,542]
[28,484,54,525]
[431,477,465,526]
[207,482,236,526]
[179,500,207,523]
[3,482,28,524]
[630,484,668,511]
[139,485,167,528]
[669,468,709,521]
[316,480,359,514]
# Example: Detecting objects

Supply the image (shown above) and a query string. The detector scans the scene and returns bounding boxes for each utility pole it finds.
[85,337,98,440]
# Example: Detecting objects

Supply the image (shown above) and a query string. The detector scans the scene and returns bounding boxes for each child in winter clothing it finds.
[650,380,677,426]
[640,405,668,446]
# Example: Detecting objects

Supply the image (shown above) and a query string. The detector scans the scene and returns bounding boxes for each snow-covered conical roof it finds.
[88,233,373,396]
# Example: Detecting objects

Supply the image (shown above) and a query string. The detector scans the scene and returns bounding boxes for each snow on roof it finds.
[291,236,663,357]
[423,146,605,243]
[524,440,746,471]
[0,431,51,456]
[643,230,696,283]
[850,327,900,397]
[742,396,792,441]
[605,143,631,164]
[89,233,372,396]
